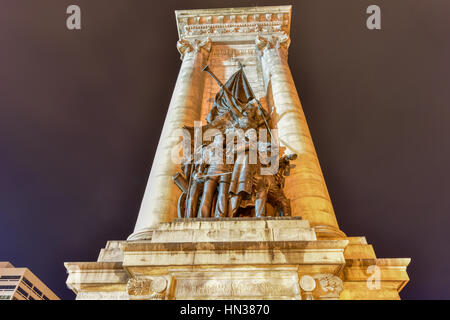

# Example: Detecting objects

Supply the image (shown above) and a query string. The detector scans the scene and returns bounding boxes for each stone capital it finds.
[177,37,212,60]
[255,33,290,59]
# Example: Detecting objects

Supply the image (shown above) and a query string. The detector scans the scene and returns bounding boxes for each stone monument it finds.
[65,5,410,300]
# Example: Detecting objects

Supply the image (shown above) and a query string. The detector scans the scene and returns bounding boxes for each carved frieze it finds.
[175,7,291,40]
[183,21,284,38]
[174,278,299,299]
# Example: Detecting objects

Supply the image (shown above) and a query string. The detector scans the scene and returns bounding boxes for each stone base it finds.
[65,217,410,300]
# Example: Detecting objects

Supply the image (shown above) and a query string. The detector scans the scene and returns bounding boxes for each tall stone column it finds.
[128,38,211,240]
[256,34,345,238]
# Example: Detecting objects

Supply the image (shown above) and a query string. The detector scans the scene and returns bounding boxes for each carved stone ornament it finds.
[177,38,212,60]
[127,277,151,296]
[313,274,343,298]
[299,275,316,292]
[255,32,290,57]
[150,277,168,293]
[127,277,168,300]
[184,21,283,37]
[175,9,291,39]
[299,275,316,300]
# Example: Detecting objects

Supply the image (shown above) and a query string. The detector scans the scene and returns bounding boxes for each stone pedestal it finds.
[65,217,409,300]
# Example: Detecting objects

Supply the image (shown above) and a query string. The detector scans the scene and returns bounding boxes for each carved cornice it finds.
[176,38,212,60]
[175,6,291,41]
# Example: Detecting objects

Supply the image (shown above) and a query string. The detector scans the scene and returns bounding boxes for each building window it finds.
[43,295,49,300]
[22,277,32,288]
[0,275,21,280]
[16,286,28,299]
[33,286,42,296]
[28,295,35,300]
[0,295,11,300]
[0,285,16,290]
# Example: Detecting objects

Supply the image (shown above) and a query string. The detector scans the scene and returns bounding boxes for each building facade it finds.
[65,5,410,300]
[0,262,59,300]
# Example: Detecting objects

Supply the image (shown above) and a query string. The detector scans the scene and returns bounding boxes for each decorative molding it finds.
[175,6,291,40]
[183,21,284,38]
[209,48,257,58]
[313,225,347,239]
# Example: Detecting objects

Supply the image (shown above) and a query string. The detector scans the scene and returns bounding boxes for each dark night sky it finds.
[1,0,449,300]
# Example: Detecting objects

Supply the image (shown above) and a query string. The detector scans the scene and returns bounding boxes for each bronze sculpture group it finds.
[172,63,296,219]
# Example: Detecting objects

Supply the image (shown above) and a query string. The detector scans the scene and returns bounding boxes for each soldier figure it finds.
[173,63,296,220]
